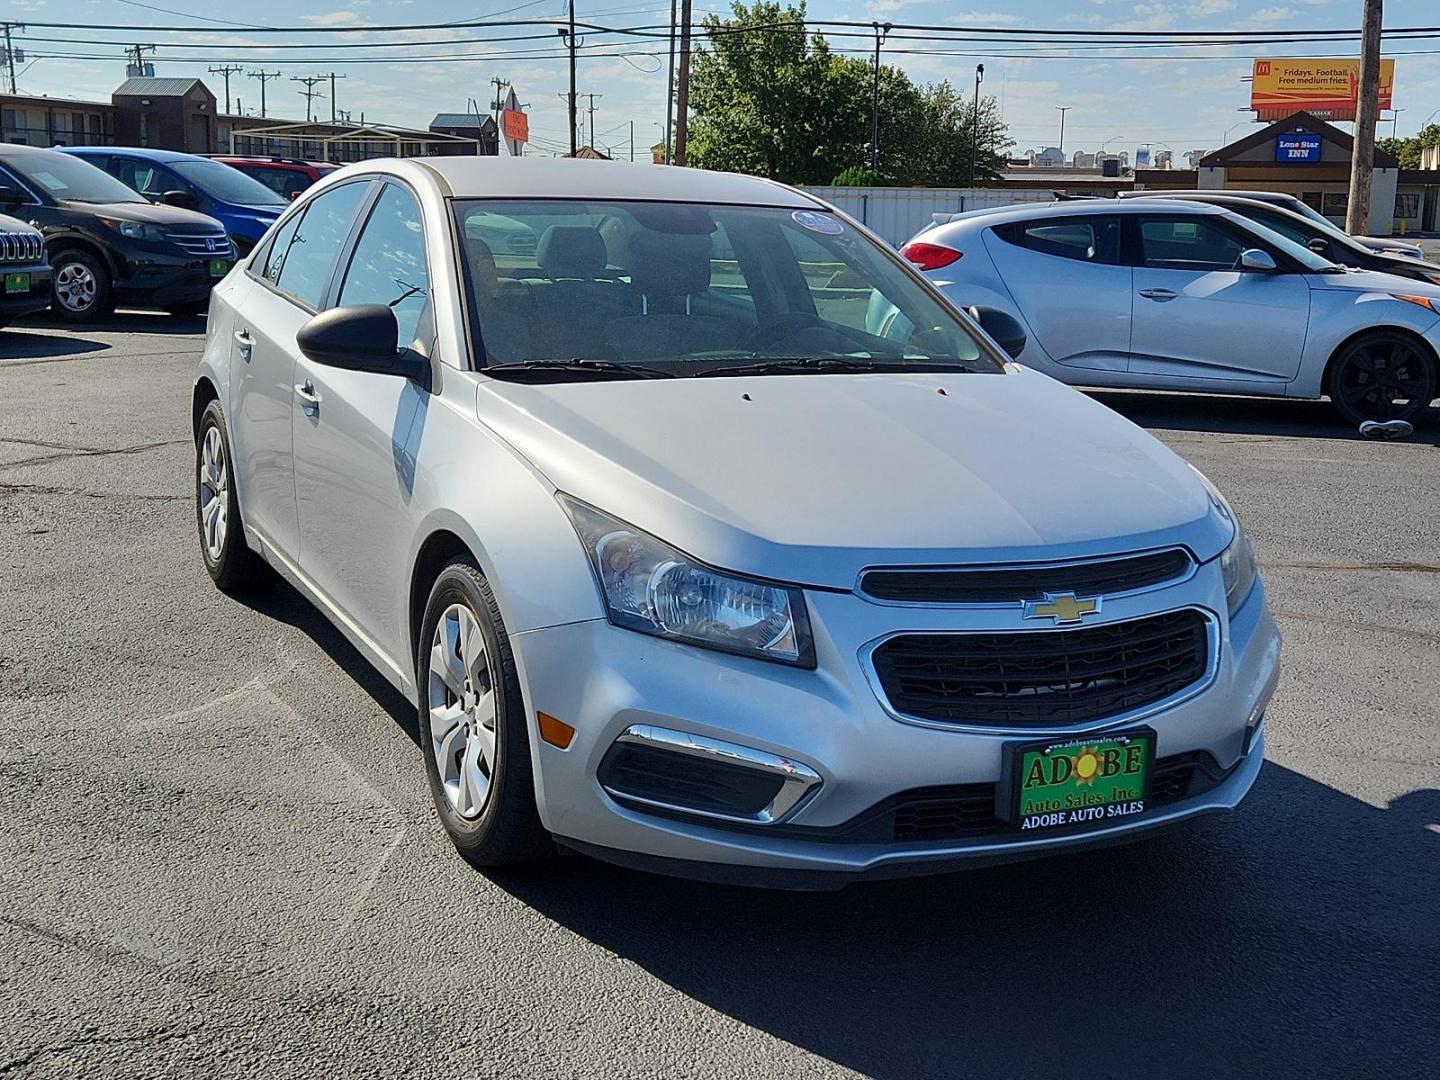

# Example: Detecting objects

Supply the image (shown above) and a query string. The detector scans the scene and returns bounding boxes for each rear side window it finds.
[994,216,1121,264]
[337,182,429,344]
[273,181,370,308]
[1137,217,1244,272]
[236,164,308,200]
[258,212,303,285]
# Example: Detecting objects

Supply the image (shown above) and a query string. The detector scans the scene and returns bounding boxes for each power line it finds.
[290,74,325,123]
[246,68,280,117]
[207,64,243,113]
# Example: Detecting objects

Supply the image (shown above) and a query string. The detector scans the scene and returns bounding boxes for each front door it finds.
[292,180,432,657]
[1128,214,1311,384]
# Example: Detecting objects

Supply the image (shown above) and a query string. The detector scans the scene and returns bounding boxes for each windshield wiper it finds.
[694,356,975,377]
[481,358,678,381]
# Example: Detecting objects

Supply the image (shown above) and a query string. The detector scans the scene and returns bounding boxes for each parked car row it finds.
[0,145,336,325]
[903,197,1440,425]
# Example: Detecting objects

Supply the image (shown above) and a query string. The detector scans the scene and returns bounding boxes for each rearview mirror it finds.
[0,184,25,207]
[1240,248,1278,272]
[969,306,1027,360]
[161,189,200,210]
[296,304,426,380]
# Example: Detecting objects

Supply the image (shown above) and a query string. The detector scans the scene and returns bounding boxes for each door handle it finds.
[294,381,321,417]
[1138,288,1178,301]
[233,328,254,362]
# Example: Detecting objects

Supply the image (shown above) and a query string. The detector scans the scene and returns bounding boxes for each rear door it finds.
[982,214,1131,373]
[1128,214,1311,383]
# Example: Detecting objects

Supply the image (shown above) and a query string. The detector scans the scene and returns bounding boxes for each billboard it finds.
[1251,58,1395,121]
[1275,133,1323,163]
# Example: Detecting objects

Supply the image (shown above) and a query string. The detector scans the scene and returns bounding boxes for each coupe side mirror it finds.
[968,306,1027,360]
[161,189,200,210]
[1240,248,1278,272]
[296,304,426,380]
[0,184,24,207]
[1307,237,1331,256]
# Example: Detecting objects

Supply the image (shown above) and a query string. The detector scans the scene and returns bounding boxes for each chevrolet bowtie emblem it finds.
[1024,592,1101,624]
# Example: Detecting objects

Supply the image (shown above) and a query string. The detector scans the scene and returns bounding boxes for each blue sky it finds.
[10,0,1440,159]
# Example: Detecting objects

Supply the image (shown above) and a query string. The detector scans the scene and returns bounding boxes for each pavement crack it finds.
[0,1024,198,1075]
[1273,609,1440,645]
[0,437,188,472]
[0,480,184,501]
[1267,559,1440,574]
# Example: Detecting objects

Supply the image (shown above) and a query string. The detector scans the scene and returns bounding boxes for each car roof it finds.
[1121,189,1298,204]
[931,199,1229,229]
[411,157,823,208]
[65,145,194,163]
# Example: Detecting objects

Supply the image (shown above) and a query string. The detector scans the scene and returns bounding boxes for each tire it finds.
[50,249,115,323]
[166,300,209,318]
[195,400,268,593]
[1327,331,1438,426]
[417,559,550,867]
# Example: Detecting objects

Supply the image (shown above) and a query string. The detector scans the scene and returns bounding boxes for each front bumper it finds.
[0,265,54,318]
[511,568,1281,886]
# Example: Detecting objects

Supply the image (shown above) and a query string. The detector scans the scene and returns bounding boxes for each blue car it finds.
[61,147,286,255]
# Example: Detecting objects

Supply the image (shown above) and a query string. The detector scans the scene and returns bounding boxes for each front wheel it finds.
[1327,332,1438,426]
[417,560,550,867]
[50,250,115,323]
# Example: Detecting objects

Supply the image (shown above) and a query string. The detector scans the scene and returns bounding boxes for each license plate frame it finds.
[998,728,1155,833]
[4,272,30,295]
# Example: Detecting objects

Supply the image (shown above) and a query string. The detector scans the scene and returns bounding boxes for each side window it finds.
[997,216,1121,264]
[273,181,370,309]
[1137,217,1244,272]
[336,182,429,344]
[257,212,303,285]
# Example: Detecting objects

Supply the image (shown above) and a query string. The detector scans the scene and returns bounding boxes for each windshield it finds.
[453,199,997,375]
[1243,205,1368,260]
[170,159,287,206]
[1228,212,1340,271]
[10,152,146,204]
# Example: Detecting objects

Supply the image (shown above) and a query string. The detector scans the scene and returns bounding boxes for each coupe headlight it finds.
[1190,466,1258,617]
[100,218,166,242]
[560,495,815,667]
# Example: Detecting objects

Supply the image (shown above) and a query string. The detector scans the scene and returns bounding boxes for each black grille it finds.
[598,741,785,817]
[861,550,1190,604]
[871,609,1210,728]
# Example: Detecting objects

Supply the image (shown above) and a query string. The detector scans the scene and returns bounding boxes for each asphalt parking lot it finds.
[1,315,1437,1079]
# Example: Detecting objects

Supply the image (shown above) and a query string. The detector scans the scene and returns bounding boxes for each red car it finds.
[210,157,340,201]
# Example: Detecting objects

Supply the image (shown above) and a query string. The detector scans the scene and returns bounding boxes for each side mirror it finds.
[1240,248,1278,272]
[161,189,200,210]
[969,306,1027,360]
[1307,237,1331,256]
[296,304,425,380]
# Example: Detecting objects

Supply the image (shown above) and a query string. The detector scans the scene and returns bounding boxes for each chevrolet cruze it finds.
[193,159,1281,887]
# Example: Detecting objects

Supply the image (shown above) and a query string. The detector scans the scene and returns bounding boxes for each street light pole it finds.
[968,64,984,189]
[869,21,891,172]
[1055,105,1071,161]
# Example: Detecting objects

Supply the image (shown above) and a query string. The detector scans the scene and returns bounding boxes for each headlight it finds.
[100,218,166,242]
[1190,466,1258,617]
[559,495,815,667]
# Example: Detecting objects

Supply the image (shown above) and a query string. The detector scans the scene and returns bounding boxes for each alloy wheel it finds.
[198,424,229,561]
[1334,337,1434,422]
[55,262,97,312]
[428,602,498,819]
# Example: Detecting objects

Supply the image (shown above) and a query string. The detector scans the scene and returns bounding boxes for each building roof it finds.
[113,77,209,98]
[411,157,820,207]
[429,113,495,130]
[570,145,612,160]
[1199,110,1398,169]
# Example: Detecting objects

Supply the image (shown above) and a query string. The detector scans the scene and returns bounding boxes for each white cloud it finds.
[942,11,1022,26]
[1246,6,1298,22]
[1187,0,1236,14]
[1112,3,1176,32]
[301,10,363,26]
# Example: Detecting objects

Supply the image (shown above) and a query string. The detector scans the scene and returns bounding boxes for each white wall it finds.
[803,187,1055,246]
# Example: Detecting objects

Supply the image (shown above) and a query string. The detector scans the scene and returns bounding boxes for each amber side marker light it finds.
[538,712,576,749]
[1390,293,1437,312]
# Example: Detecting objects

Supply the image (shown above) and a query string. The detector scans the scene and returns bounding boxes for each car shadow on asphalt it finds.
[239,576,421,747]
[490,765,1439,1079]
[14,310,206,336]
[1088,389,1440,446]
[0,328,110,360]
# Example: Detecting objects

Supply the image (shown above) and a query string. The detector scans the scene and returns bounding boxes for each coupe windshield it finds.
[1235,214,1342,271]
[453,199,998,375]
[171,159,288,206]
[9,152,145,204]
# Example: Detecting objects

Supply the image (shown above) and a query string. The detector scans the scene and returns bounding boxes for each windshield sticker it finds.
[30,171,68,192]
[792,210,843,235]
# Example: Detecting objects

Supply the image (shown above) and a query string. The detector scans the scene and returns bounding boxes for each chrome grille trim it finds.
[164,231,234,258]
[0,231,45,264]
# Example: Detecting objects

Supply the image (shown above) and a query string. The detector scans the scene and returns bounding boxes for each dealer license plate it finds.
[4,272,30,294]
[209,258,230,278]
[1003,730,1154,832]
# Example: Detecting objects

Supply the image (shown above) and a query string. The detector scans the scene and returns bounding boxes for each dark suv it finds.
[0,145,234,322]
[0,213,53,330]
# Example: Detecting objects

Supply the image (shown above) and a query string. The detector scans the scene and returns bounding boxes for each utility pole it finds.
[663,0,677,163]
[581,93,603,148]
[674,0,693,165]
[557,1,578,156]
[1390,108,1404,139]
[208,64,243,115]
[324,72,345,124]
[1055,105,1072,160]
[969,63,984,188]
[2,23,23,95]
[489,75,509,132]
[869,21,891,172]
[1347,0,1383,235]
[248,70,280,118]
[125,43,156,76]
[629,119,634,162]
[291,75,325,124]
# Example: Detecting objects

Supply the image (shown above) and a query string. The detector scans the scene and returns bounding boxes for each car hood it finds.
[474,367,1229,588]
[60,199,225,232]
[1306,268,1440,296]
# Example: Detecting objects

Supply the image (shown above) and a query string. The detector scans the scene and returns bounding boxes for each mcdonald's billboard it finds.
[1251,58,1394,122]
